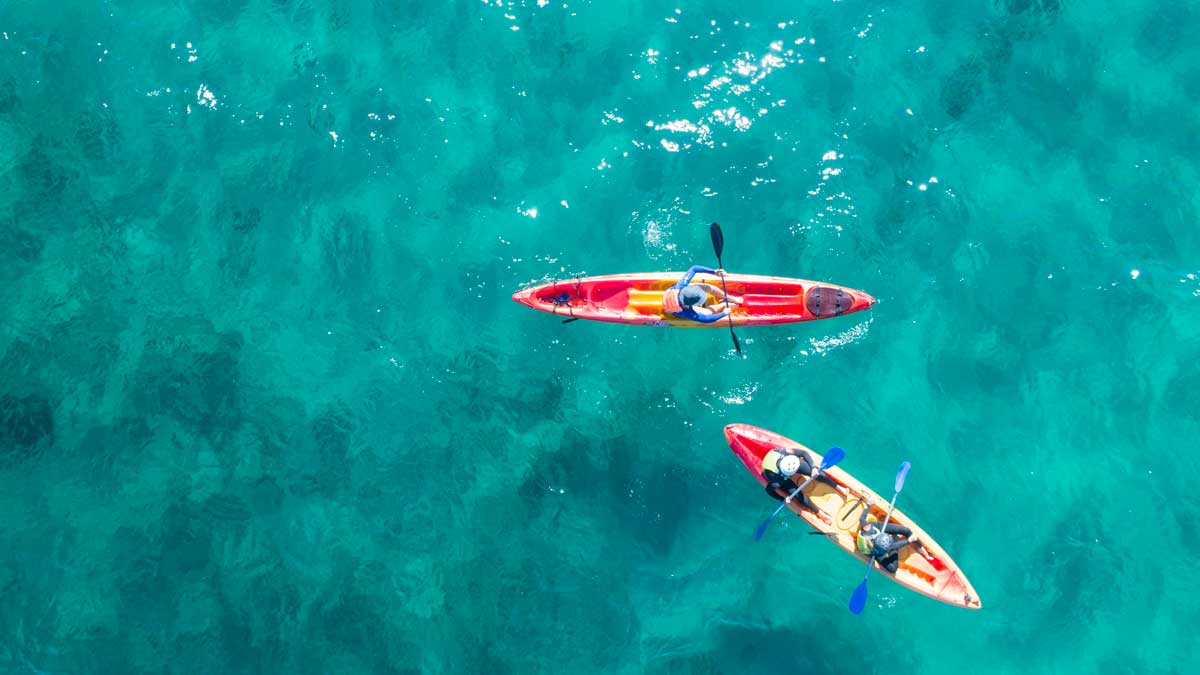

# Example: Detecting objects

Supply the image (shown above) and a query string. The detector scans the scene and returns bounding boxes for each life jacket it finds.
[761,449,783,475]
[856,519,879,555]
[662,288,684,313]
[856,533,873,555]
[762,447,805,474]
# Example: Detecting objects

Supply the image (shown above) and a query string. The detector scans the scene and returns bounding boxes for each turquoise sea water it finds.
[2,0,1198,672]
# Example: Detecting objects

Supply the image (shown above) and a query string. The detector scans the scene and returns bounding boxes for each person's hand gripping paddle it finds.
[753,447,846,541]
[709,222,742,357]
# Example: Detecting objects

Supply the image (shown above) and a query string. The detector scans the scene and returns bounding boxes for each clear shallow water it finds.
[1,0,1198,672]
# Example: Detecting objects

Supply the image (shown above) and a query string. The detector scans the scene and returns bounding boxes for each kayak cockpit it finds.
[806,285,856,317]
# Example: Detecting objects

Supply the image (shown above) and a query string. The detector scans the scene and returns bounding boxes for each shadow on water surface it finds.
[645,618,908,675]
[128,320,245,441]
[0,393,54,464]
[997,502,1122,651]
[0,223,45,263]
[0,76,19,113]
[939,0,1062,120]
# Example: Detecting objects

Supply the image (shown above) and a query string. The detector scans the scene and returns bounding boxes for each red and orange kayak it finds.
[511,272,874,327]
[725,423,982,610]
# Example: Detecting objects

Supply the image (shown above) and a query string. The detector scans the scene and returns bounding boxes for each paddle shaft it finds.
[764,473,819,522]
[785,472,819,503]
[713,256,741,350]
[858,492,901,578]
[709,223,742,356]
[754,447,843,542]
[850,463,910,614]
[878,492,900,534]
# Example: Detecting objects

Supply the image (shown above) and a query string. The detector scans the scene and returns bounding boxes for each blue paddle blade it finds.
[849,580,869,614]
[895,461,912,492]
[753,519,770,541]
[821,446,846,470]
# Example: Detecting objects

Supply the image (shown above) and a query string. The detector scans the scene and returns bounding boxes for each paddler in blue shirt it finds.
[661,265,744,323]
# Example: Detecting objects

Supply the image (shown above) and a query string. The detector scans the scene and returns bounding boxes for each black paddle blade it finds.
[709,221,740,356]
[561,317,580,324]
[709,222,724,258]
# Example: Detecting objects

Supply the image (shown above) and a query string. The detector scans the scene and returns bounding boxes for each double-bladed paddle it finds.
[753,447,846,541]
[848,461,911,614]
[709,222,742,357]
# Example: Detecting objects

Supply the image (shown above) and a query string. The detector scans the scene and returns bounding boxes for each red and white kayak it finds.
[726,423,982,610]
[511,272,874,327]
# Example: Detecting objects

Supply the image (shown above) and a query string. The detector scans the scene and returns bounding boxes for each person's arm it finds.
[764,483,785,501]
[676,264,716,287]
[691,283,727,300]
[688,307,729,323]
[860,505,870,530]
[796,449,817,475]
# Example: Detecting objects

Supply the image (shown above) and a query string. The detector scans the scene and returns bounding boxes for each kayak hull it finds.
[725,424,982,610]
[512,273,874,327]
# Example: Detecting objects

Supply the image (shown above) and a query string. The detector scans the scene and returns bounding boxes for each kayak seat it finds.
[805,285,854,317]
[627,289,666,315]
[835,498,865,531]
